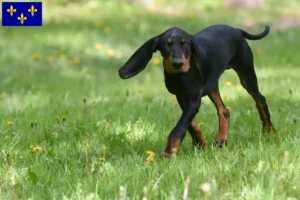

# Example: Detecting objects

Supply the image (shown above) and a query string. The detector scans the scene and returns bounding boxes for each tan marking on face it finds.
[181,54,191,72]
[163,56,173,73]
[163,54,191,73]
[181,39,185,44]
[167,39,172,44]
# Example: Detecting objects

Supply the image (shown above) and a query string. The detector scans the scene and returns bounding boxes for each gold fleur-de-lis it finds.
[28,5,38,16]
[7,5,16,16]
[17,13,27,25]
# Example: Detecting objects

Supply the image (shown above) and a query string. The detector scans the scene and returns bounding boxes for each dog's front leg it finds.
[162,92,201,157]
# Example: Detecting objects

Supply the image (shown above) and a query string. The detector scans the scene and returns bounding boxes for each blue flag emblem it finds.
[2,2,42,26]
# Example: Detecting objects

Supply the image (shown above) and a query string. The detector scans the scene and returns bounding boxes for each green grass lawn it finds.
[0,1,300,199]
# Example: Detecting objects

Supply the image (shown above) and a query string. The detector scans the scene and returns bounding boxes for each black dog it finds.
[119,24,275,157]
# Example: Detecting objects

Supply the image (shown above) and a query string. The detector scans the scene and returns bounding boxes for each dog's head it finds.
[119,27,203,79]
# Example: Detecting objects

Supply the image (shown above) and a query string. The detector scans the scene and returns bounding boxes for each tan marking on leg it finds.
[208,87,230,142]
[188,118,207,149]
[253,97,275,133]
[162,136,182,157]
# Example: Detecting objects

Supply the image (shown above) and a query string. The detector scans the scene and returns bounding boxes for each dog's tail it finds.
[239,26,270,40]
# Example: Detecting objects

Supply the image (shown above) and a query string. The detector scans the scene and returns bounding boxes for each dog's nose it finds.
[172,59,184,69]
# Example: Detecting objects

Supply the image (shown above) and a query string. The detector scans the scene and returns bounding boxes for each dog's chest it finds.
[164,71,202,95]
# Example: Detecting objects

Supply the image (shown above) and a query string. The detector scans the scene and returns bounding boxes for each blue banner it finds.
[2,2,42,26]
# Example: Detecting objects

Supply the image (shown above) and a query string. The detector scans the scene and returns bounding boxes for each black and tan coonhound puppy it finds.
[119,24,275,157]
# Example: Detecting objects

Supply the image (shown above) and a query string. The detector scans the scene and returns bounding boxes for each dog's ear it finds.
[190,37,206,72]
[119,36,159,79]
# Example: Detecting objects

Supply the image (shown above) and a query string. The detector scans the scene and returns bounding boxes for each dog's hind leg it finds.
[208,85,230,148]
[233,41,275,133]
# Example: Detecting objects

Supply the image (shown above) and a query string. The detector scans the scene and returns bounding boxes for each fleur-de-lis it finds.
[28,5,38,16]
[17,13,27,24]
[7,5,16,16]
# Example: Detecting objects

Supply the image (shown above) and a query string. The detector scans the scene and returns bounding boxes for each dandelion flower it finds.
[146,150,155,164]
[94,22,101,27]
[107,49,115,57]
[153,58,161,65]
[226,106,231,110]
[30,145,42,153]
[200,182,211,193]
[187,13,195,19]
[99,157,105,162]
[59,54,66,60]
[7,121,14,125]
[71,57,80,64]
[172,96,177,101]
[236,85,243,91]
[32,53,40,59]
[95,43,103,50]
[200,122,205,126]
[139,89,143,94]
[104,26,111,33]
[225,81,232,86]
[47,56,54,62]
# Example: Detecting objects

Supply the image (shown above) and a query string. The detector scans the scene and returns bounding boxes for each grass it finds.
[0,1,300,199]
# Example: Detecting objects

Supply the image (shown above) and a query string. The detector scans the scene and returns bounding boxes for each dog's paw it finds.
[161,151,173,158]
[214,140,228,148]
[192,141,207,150]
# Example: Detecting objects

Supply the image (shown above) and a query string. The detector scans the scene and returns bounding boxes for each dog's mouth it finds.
[163,55,191,73]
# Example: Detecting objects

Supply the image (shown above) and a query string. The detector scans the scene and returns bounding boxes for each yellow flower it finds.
[94,22,101,27]
[172,96,177,101]
[7,121,14,125]
[187,13,195,19]
[256,48,263,54]
[93,98,97,103]
[139,89,143,94]
[225,81,232,86]
[70,57,80,64]
[153,58,161,65]
[200,122,205,126]
[146,150,155,156]
[47,56,54,62]
[59,54,66,60]
[146,150,155,164]
[107,49,115,57]
[226,106,231,110]
[30,145,42,153]
[95,43,103,49]
[236,85,243,91]
[32,53,40,59]
[99,157,105,161]
[104,26,111,33]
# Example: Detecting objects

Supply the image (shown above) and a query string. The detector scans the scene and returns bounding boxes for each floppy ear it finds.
[119,36,159,79]
[190,37,207,72]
